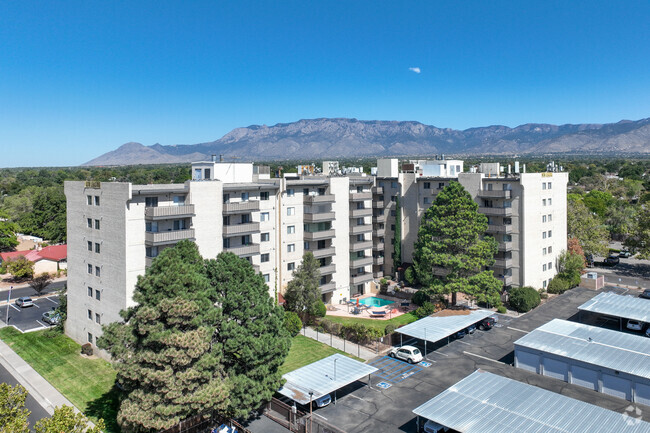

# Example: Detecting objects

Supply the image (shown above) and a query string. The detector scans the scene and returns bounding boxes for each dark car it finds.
[585,254,594,268]
[466,324,477,335]
[478,317,495,331]
[640,289,650,300]
[454,329,467,339]
[604,254,620,266]
[15,297,34,308]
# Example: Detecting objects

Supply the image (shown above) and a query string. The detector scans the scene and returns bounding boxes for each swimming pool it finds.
[358,297,394,308]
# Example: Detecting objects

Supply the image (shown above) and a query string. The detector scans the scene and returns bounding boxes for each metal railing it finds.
[304,229,335,240]
[349,208,372,217]
[304,212,336,223]
[145,229,195,245]
[145,205,195,219]
[349,192,372,201]
[222,222,260,236]
[478,190,512,198]
[311,247,336,258]
[224,243,260,256]
[479,207,513,216]
[303,194,335,204]
[222,201,260,214]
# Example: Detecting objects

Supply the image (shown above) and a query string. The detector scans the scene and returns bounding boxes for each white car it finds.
[389,345,423,364]
[627,320,643,331]
[423,419,449,433]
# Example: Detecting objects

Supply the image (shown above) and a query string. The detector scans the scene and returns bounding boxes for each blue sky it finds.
[1,1,649,167]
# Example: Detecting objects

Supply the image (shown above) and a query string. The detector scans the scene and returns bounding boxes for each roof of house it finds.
[0,245,67,263]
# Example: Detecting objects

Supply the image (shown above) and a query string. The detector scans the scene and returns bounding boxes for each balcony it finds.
[350,208,372,218]
[479,207,513,216]
[372,240,385,250]
[373,270,384,279]
[494,258,513,268]
[223,201,260,214]
[350,273,373,285]
[350,192,372,201]
[225,243,260,256]
[304,212,336,223]
[145,229,195,246]
[373,214,385,223]
[372,186,383,194]
[372,202,385,208]
[304,194,335,204]
[498,275,513,285]
[374,228,385,237]
[373,256,384,265]
[145,205,195,220]
[318,264,336,276]
[223,222,260,237]
[350,256,373,268]
[319,281,337,293]
[350,224,373,235]
[478,190,512,199]
[304,229,335,240]
[311,247,336,259]
[350,240,373,252]
[487,224,513,234]
[498,242,513,252]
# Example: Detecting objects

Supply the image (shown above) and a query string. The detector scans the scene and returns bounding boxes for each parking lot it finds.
[310,286,650,433]
[0,295,60,332]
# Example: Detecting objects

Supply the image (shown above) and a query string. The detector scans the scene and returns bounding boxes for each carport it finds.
[514,319,650,404]
[394,309,493,357]
[578,291,650,331]
[278,354,378,407]
[413,369,650,433]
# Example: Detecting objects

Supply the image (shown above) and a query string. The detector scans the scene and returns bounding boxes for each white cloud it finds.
[408,67,421,74]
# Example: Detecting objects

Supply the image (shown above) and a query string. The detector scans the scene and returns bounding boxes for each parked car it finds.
[604,254,620,266]
[313,394,331,408]
[15,297,33,308]
[619,250,633,258]
[42,311,61,325]
[389,345,423,364]
[466,324,477,334]
[640,289,650,300]
[645,325,650,338]
[585,254,595,267]
[423,419,449,433]
[454,328,466,339]
[627,320,643,331]
[478,317,495,331]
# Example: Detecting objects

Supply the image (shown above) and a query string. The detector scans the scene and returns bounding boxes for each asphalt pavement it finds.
[0,362,51,428]
[0,296,60,331]
[0,280,66,300]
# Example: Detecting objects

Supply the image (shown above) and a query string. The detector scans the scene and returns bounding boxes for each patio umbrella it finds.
[356,298,359,308]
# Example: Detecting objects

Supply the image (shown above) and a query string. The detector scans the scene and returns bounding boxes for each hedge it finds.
[508,286,540,313]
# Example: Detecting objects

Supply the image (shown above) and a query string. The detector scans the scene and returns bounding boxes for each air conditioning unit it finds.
[585,272,598,280]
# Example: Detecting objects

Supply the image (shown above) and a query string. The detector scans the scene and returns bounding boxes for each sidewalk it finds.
[0,330,78,416]
[302,327,378,361]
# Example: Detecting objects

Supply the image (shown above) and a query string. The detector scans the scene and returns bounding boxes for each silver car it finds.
[15,297,34,308]
[42,311,61,325]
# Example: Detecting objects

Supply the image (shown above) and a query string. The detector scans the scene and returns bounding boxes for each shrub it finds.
[313,300,327,318]
[340,323,382,344]
[497,305,507,314]
[412,290,431,306]
[508,286,541,313]
[284,311,302,336]
[547,277,571,294]
[415,301,436,318]
[81,343,93,356]
[404,267,416,285]
[384,324,397,335]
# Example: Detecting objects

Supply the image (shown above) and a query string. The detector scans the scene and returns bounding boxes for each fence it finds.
[158,412,252,433]
[264,397,307,432]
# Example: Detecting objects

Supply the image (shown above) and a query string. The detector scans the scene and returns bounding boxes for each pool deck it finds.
[325,294,416,320]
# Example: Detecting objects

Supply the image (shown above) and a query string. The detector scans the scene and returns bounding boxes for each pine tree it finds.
[413,181,501,305]
[205,253,291,418]
[283,252,321,319]
[98,241,229,432]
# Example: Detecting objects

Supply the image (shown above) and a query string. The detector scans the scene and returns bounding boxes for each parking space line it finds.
[36,320,48,328]
[10,304,20,312]
[463,351,504,364]
[45,297,59,304]
[33,304,40,308]
[455,340,471,346]
[508,327,529,334]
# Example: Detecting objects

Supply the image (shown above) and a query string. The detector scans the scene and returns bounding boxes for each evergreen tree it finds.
[412,181,501,305]
[205,253,291,418]
[283,252,321,319]
[98,241,229,432]
[0,211,19,251]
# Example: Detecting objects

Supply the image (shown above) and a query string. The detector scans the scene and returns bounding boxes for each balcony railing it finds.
[311,247,336,258]
[319,281,337,293]
[350,208,372,217]
[350,192,372,201]
[374,228,385,237]
[373,214,386,223]
[350,273,373,284]
[145,205,195,220]
[223,201,260,214]
[145,229,195,245]
[372,240,385,250]
[487,224,513,234]
[223,222,260,236]
[498,242,513,252]
[350,257,373,268]
[304,229,335,240]
[372,186,383,194]
[498,275,513,285]
[478,190,512,198]
[350,224,373,235]
[373,270,384,279]
[373,256,384,265]
[372,202,384,208]
[224,243,260,256]
[350,240,373,252]
[304,212,336,223]
[304,194,335,204]
[318,264,336,275]
[479,207,513,216]
[494,258,513,268]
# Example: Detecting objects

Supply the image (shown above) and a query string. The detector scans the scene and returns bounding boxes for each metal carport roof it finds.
[395,309,494,343]
[278,354,378,405]
[514,319,650,379]
[413,370,650,433]
[578,291,650,323]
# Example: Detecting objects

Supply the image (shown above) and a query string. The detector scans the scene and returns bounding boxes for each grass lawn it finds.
[324,311,418,332]
[280,335,363,375]
[0,327,120,432]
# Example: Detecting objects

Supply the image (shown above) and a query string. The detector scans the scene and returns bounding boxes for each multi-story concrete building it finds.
[64,157,567,350]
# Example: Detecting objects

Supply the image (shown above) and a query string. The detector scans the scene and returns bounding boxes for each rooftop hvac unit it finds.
[585,272,598,280]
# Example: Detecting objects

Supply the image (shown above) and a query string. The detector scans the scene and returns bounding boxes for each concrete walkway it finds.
[0,331,78,416]
[302,327,378,361]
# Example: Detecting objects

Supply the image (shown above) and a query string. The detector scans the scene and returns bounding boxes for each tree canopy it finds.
[625,206,650,259]
[0,211,19,251]
[412,181,501,306]
[283,252,322,319]
[567,195,609,256]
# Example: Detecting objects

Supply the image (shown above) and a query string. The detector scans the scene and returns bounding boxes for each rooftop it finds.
[395,309,494,343]
[578,291,650,323]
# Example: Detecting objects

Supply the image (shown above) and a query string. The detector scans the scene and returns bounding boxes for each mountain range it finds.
[83,117,650,166]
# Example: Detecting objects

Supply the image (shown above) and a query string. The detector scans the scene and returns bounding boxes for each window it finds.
[548,262,552,269]
[304,241,310,250]
[548,214,552,222]
[287,225,295,234]
[146,246,158,258]
[88,333,93,343]
[504,201,512,208]
[241,192,249,202]
[261,253,270,262]
[542,199,546,206]
[94,219,100,230]
[87,218,92,228]
[260,191,269,200]
[391,182,398,188]
[543,232,547,239]
[223,238,230,248]
[287,188,295,197]
[263,274,270,283]
[287,262,295,271]
[204,168,211,179]
[391,224,396,231]
[96,290,101,301]
[261,233,270,242]
[543,280,547,289]
[288,244,295,253]
[287,207,295,216]
[173,195,185,206]
[88,287,93,297]
[173,219,187,230]
[423,182,430,189]
[548,182,552,189]
[95,313,101,324]
[241,235,251,245]
[88,264,92,274]
[146,221,158,232]
[87,241,92,251]
[145,197,158,207]
[88,309,92,320]
[438,182,445,189]
[424,197,429,204]
[542,183,547,190]
[548,198,552,206]
[223,216,230,226]
[543,247,547,255]
[503,234,512,242]
[542,215,547,223]
[357,186,364,193]
[543,264,547,271]
[548,246,553,253]
[95,243,100,254]
[548,230,552,238]
[87,195,92,205]
[356,234,365,242]
[95,266,101,277]
[223,193,230,204]
[261,212,270,222]
[391,196,397,202]
[357,218,364,225]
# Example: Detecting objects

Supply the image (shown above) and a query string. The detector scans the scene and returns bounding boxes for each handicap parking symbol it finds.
[376,382,392,390]
[419,361,432,368]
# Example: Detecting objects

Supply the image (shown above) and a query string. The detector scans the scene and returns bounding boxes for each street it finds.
[0,279,67,299]
[0,363,51,428]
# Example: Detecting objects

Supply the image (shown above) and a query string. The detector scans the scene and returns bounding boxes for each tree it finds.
[17,186,66,243]
[625,206,650,259]
[28,273,53,296]
[283,252,321,320]
[205,252,291,418]
[393,196,402,273]
[4,256,34,280]
[98,241,230,432]
[34,405,104,433]
[605,203,637,241]
[583,190,614,218]
[567,237,586,267]
[508,286,540,312]
[0,383,29,433]
[0,211,19,251]
[412,181,501,305]
[567,197,609,256]
[284,311,302,336]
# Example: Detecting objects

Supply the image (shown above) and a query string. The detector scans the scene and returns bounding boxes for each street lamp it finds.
[5,286,12,325]
[309,391,314,433]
